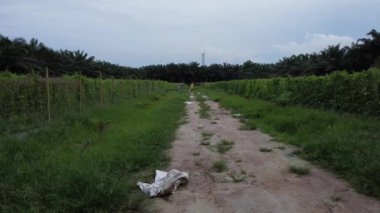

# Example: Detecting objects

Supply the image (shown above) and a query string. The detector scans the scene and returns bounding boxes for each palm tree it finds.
[320,44,350,73]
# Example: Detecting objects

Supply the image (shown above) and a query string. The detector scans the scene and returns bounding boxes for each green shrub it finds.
[206,68,380,117]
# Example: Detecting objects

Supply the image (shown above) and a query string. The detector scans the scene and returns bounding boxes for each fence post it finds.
[111,77,114,103]
[79,73,82,113]
[99,72,103,108]
[135,78,139,97]
[45,67,51,124]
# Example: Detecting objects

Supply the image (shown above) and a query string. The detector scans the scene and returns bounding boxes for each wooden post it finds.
[135,78,139,97]
[45,67,51,124]
[99,72,103,108]
[141,79,143,95]
[128,80,132,98]
[66,81,70,111]
[79,73,82,112]
[111,77,114,103]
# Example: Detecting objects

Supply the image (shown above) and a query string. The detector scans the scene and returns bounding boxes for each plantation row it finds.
[0,72,175,133]
[206,68,380,116]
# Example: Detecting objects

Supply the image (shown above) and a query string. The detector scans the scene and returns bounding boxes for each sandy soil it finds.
[152,97,380,213]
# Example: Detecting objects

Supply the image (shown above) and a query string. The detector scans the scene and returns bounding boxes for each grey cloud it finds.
[274,33,355,55]
[1,0,379,67]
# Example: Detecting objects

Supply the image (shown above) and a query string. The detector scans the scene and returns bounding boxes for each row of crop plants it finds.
[206,68,380,117]
[0,72,175,133]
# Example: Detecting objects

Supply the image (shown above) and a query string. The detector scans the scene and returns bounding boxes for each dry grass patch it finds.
[289,163,310,175]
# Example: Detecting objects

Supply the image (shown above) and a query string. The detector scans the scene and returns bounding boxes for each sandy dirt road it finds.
[153,97,380,213]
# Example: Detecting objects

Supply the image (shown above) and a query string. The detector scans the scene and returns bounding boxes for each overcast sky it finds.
[1,0,379,67]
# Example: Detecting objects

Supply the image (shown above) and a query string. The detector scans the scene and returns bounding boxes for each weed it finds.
[228,173,250,183]
[289,164,310,175]
[192,150,200,156]
[213,160,228,172]
[200,141,210,146]
[244,120,257,130]
[178,118,189,125]
[202,132,214,140]
[201,132,213,145]
[81,139,92,152]
[148,94,161,101]
[239,123,256,130]
[196,93,211,119]
[330,194,342,202]
[211,121,218,124]
[288,150,301,157]
[275,146,286,150]
[259,147,272,152]
[198,101,211,119]
[239,125,249,130]
[134,101,150,108]
[216,140,234,154]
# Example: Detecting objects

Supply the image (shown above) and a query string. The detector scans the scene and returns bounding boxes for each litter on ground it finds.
[137,169,189,198]
[232,113,242,118]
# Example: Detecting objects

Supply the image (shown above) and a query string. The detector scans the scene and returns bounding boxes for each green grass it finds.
[202,132,214,140]
[202,89,380,197]
[0,92,186,212]
[196,94,211,119]
[243,119,257,130]
[198,101,211,119]
[215,140,234,154]
[213,160,228,173]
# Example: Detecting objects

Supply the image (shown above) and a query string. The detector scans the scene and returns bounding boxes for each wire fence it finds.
[0,70,175,133]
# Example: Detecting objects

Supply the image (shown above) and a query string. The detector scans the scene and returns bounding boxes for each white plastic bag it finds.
[137,169,189,198]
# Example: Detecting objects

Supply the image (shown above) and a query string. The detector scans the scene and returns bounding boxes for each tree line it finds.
[1,29,379,82]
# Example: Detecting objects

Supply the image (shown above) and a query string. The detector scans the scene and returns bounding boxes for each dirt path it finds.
[153,97,380,213]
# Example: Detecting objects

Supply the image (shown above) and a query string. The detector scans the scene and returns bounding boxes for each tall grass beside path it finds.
[0,92,186,212]
[203,89,380,198]
[205,68,380,117]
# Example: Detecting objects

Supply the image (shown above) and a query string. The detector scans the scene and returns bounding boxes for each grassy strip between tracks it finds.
[0,92,186,212]
[202,89,380,198]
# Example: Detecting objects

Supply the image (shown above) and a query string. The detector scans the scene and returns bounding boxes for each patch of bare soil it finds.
[152,98,380,213]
